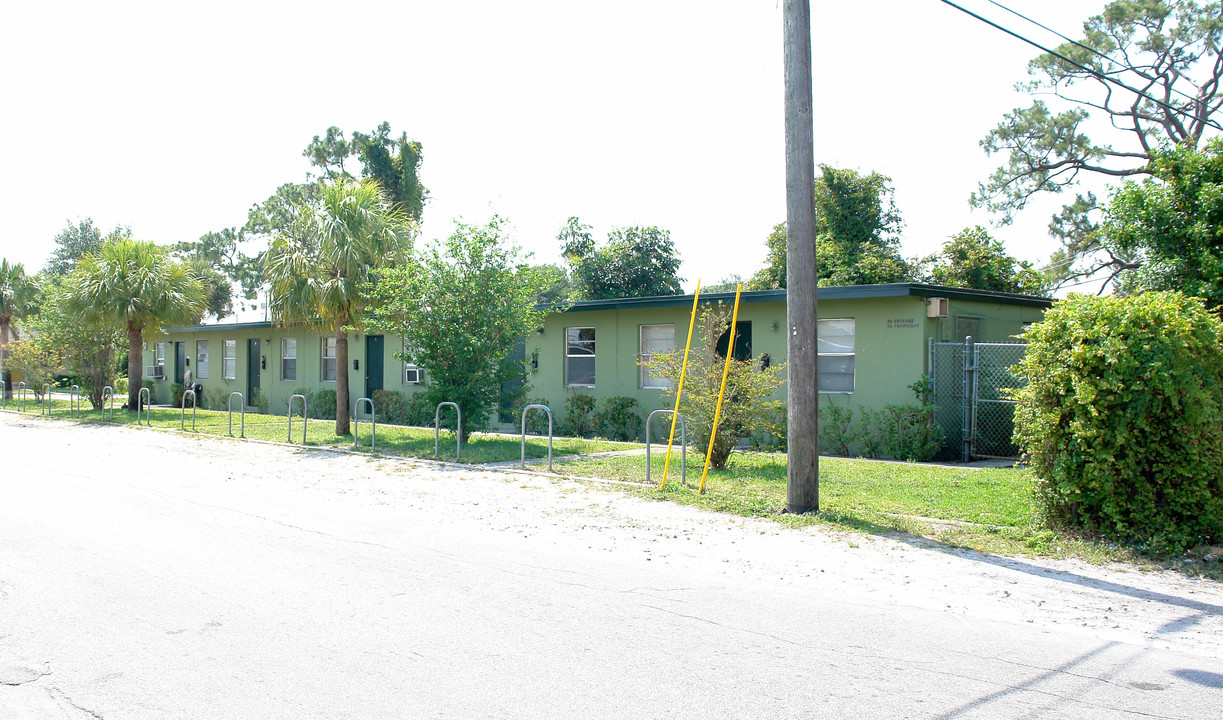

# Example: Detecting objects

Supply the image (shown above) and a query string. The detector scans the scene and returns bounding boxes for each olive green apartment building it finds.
[146,283,1050,432]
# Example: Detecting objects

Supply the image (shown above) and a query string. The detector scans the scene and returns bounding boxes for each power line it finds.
[986,0,1211,112]
[938,0,1223,135]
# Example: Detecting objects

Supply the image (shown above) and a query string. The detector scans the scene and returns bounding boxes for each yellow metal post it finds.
[698,285,742,494]
[659,280,701,490]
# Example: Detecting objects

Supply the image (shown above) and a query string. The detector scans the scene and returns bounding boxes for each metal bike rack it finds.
[69,384,82,418]
[355,397,376,452]
[646,409,688,487]
[520,403,554,472]
[41,384,51,416]
[1,380,17,410]
[287,394,307,445]
[16,382,27,412]
[101,386,115,422]
[180,389,197,431]
[434,401,462,462]
[138,387,151,426]
[228,391,245,437]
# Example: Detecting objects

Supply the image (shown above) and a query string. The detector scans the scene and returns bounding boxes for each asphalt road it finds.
[1,414,1221,719]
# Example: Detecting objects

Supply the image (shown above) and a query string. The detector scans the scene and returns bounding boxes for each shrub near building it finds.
[1013,292,1223,552]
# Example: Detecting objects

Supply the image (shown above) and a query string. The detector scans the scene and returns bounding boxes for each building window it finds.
[223,340,236,380]
[818,318,855,393]
[639,324,675,389]
[196,341,210,379]
[402,338,422,384]
[565,327,596,387]
[154,343,165,367]
[281,338,297,381]
[321,337,337,382]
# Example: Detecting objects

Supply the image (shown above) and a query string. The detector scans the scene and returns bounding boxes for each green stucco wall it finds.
[527,294,1046,422]
[146,288,1046,432]
[143,326,425,414]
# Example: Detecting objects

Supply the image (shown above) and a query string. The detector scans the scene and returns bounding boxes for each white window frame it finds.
[818,318,855,394]
[401,338,422,384]
[196,341,210,379]
[565,327,596,387]
[281,338,297,381]
[639,324,675,389]
[222,339,236,380]
[154,342,165,368]
[321,337,337,382]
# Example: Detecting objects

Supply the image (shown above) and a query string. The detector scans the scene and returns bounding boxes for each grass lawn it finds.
[2,397,629,464]
[552,450,1222,580]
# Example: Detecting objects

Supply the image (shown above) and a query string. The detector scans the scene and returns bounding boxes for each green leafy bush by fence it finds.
[815,403,939,462]
[1013,291,1223,552]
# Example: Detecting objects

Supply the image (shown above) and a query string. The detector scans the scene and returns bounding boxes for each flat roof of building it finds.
[162,283,1052,333]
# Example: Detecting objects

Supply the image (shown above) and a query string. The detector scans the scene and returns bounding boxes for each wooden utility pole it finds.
[783,0,818,513]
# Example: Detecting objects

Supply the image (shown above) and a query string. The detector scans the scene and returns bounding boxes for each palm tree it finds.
[265,178,414,435]
[0,259,40,399]
[66,239,207,411]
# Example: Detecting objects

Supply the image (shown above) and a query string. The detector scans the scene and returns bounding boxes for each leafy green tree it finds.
[973,1,1223,288]
[747,224,789,290]
[0,259,40,398]
[917,226,1048,295]
[643,304,785,469]
[194,123,426,306]
[265,179,415,435]
[1099,138,1223,309]
[366,216,549,440]
[1,340,56,400]
[176,255,234,321]
[703,274,747,294]
[175,226,268,309]
[44,219,130,278]
[750,166,911,289]
[65,239,207,411]
[304,122,428,221]
[561,218,684,299]
[530,263,572,305]
[24,282,123,409]
[246,182,325,239]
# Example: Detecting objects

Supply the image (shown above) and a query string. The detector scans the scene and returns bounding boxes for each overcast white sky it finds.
[0,0,1115,293]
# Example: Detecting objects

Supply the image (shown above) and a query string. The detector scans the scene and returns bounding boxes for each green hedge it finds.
[371,389,436,427]
[1013,291,1223,552]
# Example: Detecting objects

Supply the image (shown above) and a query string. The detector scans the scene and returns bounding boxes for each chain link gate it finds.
[929,339,966,461]
[928,337,1027,461]
[972,343,1026,458]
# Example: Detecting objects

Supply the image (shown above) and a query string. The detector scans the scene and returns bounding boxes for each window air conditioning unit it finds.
[926,297,949,318]
[146,365,165,379]
[404,367,423,384]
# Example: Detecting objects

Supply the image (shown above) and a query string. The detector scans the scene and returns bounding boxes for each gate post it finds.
[962,335,973,463]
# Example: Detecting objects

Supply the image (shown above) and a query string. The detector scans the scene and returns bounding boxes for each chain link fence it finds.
[972,343,1026,458]
[929,338,1027,461]
[929,341,966,461]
